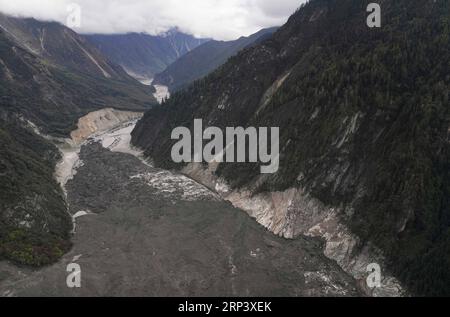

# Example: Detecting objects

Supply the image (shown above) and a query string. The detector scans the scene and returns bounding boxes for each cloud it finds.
[0,0,305,40]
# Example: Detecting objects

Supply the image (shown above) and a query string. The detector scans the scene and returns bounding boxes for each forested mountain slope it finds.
[132,0,450,296]
[86,31,209,79]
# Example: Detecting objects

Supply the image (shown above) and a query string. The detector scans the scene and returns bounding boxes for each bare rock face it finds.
[70,109,143,144]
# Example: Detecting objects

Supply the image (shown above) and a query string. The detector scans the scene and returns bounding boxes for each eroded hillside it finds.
[132,0,450,296]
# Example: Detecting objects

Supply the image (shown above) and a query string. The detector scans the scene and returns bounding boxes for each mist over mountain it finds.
[86,31,209,80]
[132,0,450,296]
[153,27,278,92]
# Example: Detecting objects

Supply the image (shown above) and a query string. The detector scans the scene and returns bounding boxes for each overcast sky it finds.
[0,0,306,40]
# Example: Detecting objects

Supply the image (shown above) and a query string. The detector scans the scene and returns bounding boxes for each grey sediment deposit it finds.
[70,108,143,145]
[0,118,359,297]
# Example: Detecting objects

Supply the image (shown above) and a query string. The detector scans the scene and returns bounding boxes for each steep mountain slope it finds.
[0,16,156,267]
[86,30,209,79]
[0,111,71,267]
[0,13,129,80]
[153,27,277,92]
[132,0,450,296]
[0,16,156,136]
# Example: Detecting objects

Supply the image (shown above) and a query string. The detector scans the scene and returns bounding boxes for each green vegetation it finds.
[153,27,277,92]
[0,16,155,267]
[0,22,156,136]
[133,0,450,296]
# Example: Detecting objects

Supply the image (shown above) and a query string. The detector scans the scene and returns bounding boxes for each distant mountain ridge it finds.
[0,13,156,135]
[86,30,210,79]
[153,27,278,92]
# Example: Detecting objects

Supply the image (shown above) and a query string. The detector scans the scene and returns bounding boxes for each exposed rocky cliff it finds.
[0,112,71,267]
[132,0,450,296]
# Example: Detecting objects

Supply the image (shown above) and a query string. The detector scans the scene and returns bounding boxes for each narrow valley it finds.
[0,114,358,297]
